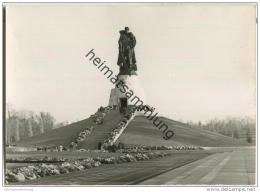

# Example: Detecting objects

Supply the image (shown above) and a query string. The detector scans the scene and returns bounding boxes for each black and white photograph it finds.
[2,2,258,191]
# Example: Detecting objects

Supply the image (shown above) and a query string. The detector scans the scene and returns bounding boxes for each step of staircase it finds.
[77,109,124,150]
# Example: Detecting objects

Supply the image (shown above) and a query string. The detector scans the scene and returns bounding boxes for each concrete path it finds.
[139,147,255,185]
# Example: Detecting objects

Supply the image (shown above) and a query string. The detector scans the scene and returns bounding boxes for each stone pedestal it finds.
[108,74,146,112]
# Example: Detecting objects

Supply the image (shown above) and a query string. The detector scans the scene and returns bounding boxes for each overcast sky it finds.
[6,4,256,123]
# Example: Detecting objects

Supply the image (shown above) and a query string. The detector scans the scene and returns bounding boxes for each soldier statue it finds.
[117,27,137,75]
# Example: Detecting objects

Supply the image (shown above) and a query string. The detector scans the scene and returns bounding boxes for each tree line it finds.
[187,116,255,144]
[5,104,67,144]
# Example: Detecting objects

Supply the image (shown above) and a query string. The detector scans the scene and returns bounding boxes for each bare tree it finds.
[195,116,255,143]
[40,112,55,132]
[40,113,44,134]
[27,119,33,137]
[5,104,58,141]
[15,118,20,141]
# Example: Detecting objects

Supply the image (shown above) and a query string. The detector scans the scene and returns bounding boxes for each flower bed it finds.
[102,107,136,148]
[74,125,94,143]
[6,156,68,163]
[119,145,204,153]
[173,146,203,150]
[5,151,170,183]
[91,106,113,125]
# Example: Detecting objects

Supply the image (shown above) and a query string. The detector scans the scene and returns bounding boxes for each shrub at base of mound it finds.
[122,145,204,151]
[118,154,137,163]
[99,157,117,164]
[5,151,171,183]
[5,171,25,182]
[37,164,61,177]
[103,144,204,153]
[135,153,149,161]
[6,156,68,163]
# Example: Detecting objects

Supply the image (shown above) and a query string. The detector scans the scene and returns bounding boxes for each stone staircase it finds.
[77,109,124,150]
[101,106,136,148]
[111,113,136,144]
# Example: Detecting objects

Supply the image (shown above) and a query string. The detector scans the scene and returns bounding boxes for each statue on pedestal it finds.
[109,27,146,108]
[117,27,137,75]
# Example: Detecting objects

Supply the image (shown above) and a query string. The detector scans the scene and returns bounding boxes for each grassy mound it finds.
[15,110,123,149]
[117,116,249,147]
[15,118,92,147]
[15,112,248,148]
